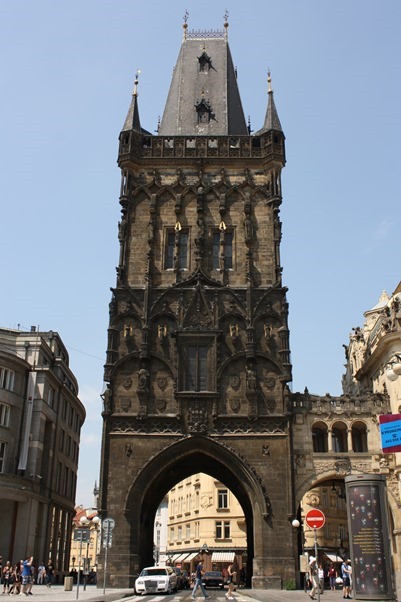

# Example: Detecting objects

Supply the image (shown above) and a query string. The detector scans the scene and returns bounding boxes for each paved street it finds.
[2,587,364,602]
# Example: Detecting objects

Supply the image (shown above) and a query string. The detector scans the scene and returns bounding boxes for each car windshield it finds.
[140,568,167,576]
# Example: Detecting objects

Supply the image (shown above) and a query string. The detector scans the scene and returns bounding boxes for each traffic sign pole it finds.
[305,509,325,602]
[102,518,115,595]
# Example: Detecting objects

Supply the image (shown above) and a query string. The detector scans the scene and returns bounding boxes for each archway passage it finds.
[124,437,256,588]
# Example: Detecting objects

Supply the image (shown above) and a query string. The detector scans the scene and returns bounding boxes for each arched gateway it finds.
[99,15,295,589]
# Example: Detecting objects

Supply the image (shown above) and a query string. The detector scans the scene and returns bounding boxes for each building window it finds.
[186,524,191,540]
[184,345,208,391]
[218,489,228,509]
[215,521,230,539]
[312,425,328,452]
[170,527,174,542]
[0,441,6,472]
[59,429,65,452]
[165,229,189,270]
[212,231,233,270]
[0,367,15,391]
[178,526,182,542]
[352,422,368,452]
[332,424,348,452]
[47,386,54,407]
[0,403,10,427]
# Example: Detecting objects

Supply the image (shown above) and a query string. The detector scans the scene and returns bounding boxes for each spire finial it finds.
[183,9,189,40]
[267,69,272,94]
[133,69,141,97]
[223,9,229,38]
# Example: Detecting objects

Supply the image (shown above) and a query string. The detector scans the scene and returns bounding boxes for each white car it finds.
[135,566,178,595]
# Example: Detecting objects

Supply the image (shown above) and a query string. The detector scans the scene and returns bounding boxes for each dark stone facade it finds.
[98,92,300,588]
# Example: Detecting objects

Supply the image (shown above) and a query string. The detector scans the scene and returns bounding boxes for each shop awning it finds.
[211,552,235,563]
[170,553,182,562]
[325,553,343,563]
[174,553,189,563]
[183,552,199,562]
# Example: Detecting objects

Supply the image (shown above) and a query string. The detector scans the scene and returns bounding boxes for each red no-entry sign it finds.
[305,508,326,529]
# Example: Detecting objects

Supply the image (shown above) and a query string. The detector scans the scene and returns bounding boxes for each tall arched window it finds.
[312,424,328,452]
[352,422,368,452]
[332,423,348,452]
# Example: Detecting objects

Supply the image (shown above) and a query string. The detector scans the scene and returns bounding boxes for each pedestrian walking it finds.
[191,561,210,600]
[308,556,318,600]
[21,555,34,596]
[226,563,237,600]
[2,561,12,594]
[37,561,46,585]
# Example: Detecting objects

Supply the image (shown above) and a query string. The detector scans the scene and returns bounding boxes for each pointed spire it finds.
[223,9,229,38]
[183,9,189,40]
[122,70,142,132]
[258,70,283,134]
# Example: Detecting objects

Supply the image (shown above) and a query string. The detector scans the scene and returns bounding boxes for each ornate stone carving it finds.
[229,375,240,390]
[156,398,167,412]
[123,377,133,390]
[156,376,167,390]
[230,399,241,413]
[120,397,131,412]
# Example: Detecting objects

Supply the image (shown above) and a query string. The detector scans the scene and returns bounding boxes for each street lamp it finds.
[386,354,401,381]
[292,519,307,592]
[76,516,89,600]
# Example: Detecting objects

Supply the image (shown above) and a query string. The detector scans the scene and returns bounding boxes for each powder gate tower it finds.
[99,16,297,589]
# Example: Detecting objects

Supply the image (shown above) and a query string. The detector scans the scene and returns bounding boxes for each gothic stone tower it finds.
[99,18,294,589]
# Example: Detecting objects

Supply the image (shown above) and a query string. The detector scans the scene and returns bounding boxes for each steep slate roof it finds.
[158,29,248,136]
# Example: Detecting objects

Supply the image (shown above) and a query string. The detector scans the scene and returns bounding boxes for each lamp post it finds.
[292,519,307,592]
[200,543,209,570]
[386,354,401,382]
[76,516,89,600]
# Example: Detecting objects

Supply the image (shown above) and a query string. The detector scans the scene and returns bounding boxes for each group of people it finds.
[0,555,55,595]
[191,561,238,600]
[308,556,352,599]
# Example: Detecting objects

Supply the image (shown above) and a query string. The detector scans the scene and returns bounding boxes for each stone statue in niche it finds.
[246,367,257,390]
[138,368,149,391]
[244,214,253,243]
[101,386,112,413]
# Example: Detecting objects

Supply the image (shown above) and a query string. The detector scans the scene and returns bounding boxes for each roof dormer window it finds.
[195,94,213,124]
[198,49,212,73]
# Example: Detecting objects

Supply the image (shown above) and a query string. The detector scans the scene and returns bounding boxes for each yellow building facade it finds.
[167,473,247,575]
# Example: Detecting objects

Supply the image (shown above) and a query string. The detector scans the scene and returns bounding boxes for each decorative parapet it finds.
[118,132,284,163]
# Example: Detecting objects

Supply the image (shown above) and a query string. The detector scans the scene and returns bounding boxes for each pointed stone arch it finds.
[123,436,271,580]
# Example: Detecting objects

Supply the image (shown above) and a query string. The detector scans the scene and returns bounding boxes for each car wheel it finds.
[167,584,172,595]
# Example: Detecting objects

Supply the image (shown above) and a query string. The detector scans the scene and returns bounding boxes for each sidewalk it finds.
[8,586,398,602]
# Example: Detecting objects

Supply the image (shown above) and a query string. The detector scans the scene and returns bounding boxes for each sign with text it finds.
[345,474,394,600]
[379,414,401,453]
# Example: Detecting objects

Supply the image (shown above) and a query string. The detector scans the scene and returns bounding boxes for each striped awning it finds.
[174,553,189,563]
[325,553,343,563]
[211,552,235,563]
[183,552,199,562]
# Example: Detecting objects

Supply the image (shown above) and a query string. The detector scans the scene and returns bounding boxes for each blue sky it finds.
[1,1,400,508]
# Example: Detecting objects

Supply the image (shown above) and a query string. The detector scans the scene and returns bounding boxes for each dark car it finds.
[202,571,224,589]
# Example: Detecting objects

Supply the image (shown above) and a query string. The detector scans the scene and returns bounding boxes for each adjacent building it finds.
[0,327,85,573]
[166,473,246,573]
[342,282,401,584]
